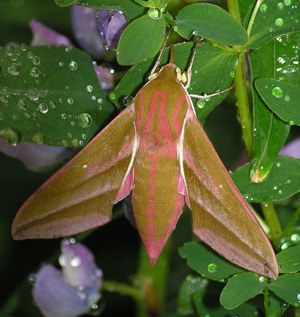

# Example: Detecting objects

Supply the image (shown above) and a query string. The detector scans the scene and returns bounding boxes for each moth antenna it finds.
[186,37,205,86]
[190,84,234,100]
[170,44,174,64]
[150,27,172,75]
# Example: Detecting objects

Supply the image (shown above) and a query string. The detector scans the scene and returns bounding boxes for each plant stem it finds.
[261,202,282,250]
[264,287,269,317]
[102,281,143,301]
[227,0,242,23]
[282,205,300,237]
[247,0,264,36]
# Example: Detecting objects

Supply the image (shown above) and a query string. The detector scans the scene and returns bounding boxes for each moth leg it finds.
[189,85,234,100]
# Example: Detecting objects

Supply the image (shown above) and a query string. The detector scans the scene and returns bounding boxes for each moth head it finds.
[176,67,189,86]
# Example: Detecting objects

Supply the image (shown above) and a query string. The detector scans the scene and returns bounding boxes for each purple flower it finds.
[71,6,106,59]
[29,20,73,47]
[32,239,102,317]
[279,138,300,159]
[97,10,128,50]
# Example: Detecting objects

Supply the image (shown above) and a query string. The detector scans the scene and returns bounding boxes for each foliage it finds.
[1,0,300,316]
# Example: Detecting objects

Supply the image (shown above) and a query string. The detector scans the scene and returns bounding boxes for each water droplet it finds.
[49,100,56,109]
[173,26,178,32]
[26,51,34,59]
[30,67,40,78]
[109,92,116,101]
[277,2,284,10]
[61,113,67,119]
[67,97,73,105]
[0,112,4,120]
[17,98,27,110]
[77,113,92,128]
[26,87,39,101]
[28,273,37,284]
[65,46,72,53]
[32,132,45,144]
[284,0,291,5]
[272,86,284,98]
[7,63,20,76]
[281,242,291,250]
[82,133,87,139]
[196,99,205,108]
[207,263,218,273]
[86,85,93,92]
[275,18,284,27]
[276,162,281,167]
[69,60,78,71]
[61,139,69,146]
[32,56,40,65]
[230,70,235,78]
[147,8,161,19]
[59,61,64,67]
[91,95,96,101]
[259,276,266,283]
[278,189,283,195]
[273,186,278,190]
[286,179,291,184]
[284,95,290,102]
[260,3,268,13]
[71,138,79,146]
[291,234,300,242]
[289,120,295,125]
[70,256,81,267]
[123,96,133,106]
[37,103,48,114]
[0,127,21,146]
[280,302,288,309]
[19,43,27,51]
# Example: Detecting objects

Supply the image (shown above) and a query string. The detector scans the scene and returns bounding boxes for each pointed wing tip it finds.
[149,258,158,267]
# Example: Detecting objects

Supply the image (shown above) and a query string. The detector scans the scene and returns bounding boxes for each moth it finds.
[12,34,278,280]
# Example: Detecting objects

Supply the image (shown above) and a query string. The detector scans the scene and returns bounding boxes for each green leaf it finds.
[220,272,267,309]
[277,245,300,274]
[248,0,300,48]
[76,0,145,21]
[175,3,248,45]
[268,273,300,307]
[269,292,290,316]
[255,78,300,126]
[54,0,76,6]
[117,14,165,65]
[0,45,113,147]
[177,275,208,315]
[232,156,300,202]
[111,42,236,120]
[249,37,290,183]
[179,241,245,282]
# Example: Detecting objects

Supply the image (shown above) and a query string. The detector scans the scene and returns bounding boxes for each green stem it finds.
[247,0,264,36]
[227,0,242,23]
[282,205,300,237]
[264,287,269,317]
[261,202,282,250]
[234,52,253,158]
[102,281,143,302]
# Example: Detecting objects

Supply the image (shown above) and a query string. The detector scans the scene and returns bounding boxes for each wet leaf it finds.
[175,3,248,45]
[248,0,300,48]
[54,0,76,6]
[0,45,113,147]
[232,155,300,202]
[277,245,300,274]
[255,78,300,126]
[220,272,267,309]
[117,14,165,65]
[179,241,245,282]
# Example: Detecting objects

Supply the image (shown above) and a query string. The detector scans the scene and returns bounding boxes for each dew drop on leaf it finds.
[258,276,265,283]
[0,127,21,146]
[30,67,40,78]
[61,139,69,146]
[86,85,93,92]
[281,242,291,250]
[284,95,290,102]
[26,51,33,59]
[0,112,4,120]
[275,18,284,27]
[196,100,205,109]
[67,97,73,105]
[277,2,284,10]
[32,132,45,144]
[26,87,39,101]
[284,0,291,6]
[291,234,300,242]
[207,263,218,273]
[59,61,64,67]
[147,8,161,20]
[37,103,48,114]
[69,60,78,71]
[109,91,116,101]
[7,63,20,76]
[32,56,40,66]
[71,139,79,146]
[123,96,133,106]
[77,113,92,128]
[61,113,67,119]
[272,86,284,98]
[17,98,27,110]
[260,3,268,13]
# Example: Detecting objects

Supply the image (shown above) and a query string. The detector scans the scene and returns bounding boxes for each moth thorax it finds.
[176,67,188,86]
